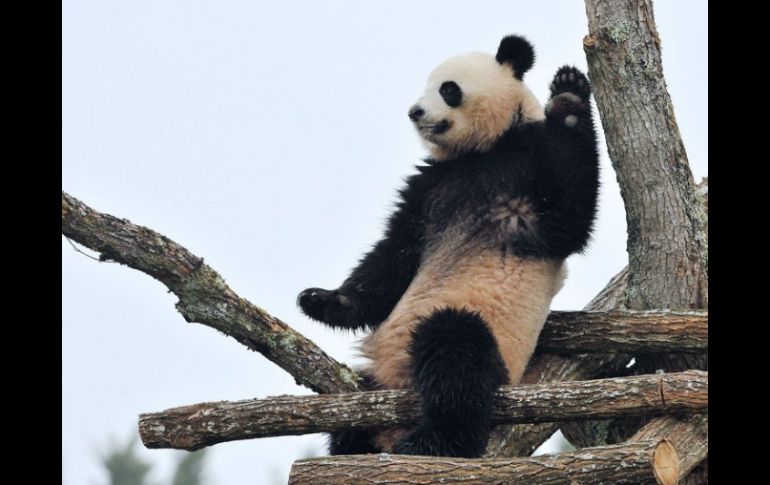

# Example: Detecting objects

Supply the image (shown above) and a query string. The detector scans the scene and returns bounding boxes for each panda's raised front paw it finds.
[549,65,591,101]
[297,287,359,328]
[546,67,591,128]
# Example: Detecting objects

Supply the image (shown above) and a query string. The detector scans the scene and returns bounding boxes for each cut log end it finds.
[653,439,680,485]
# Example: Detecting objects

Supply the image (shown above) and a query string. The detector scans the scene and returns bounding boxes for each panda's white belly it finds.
[360,248,567,391]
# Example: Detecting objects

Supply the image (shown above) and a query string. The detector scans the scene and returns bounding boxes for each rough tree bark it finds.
[538,310,706,354]
[62,192,362,395]
[486,5,708,482]
[561,1,709,482]
[584,0,708,311]
[559,181,709,474]
[631,414,707,480]
[289,440,680,485]
[139,371,706,450]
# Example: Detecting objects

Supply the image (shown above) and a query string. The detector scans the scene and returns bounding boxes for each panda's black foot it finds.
[546,66,591,128]
[549,65,591,101]
[329,428,379,455]
[393,425,486,458]
[297,287,362,329]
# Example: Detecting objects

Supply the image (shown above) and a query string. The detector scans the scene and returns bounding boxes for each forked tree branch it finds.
[62,192,362,395]
[62,190,706,396]
[139,370,706,450]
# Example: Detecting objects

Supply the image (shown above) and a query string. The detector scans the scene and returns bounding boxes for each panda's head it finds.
[409,35,545,161]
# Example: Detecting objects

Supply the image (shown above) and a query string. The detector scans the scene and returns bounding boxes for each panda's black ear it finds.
[495,35,535,80]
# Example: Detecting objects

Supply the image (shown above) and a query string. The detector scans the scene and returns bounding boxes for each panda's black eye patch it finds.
[439,81,463,108]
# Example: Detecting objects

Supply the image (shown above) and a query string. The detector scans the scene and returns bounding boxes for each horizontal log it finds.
[540,310,707,353]
[139,370,706,450]
[288,439,680,485]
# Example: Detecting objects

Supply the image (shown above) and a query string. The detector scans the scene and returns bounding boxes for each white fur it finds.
[412,52,544,160]
[360,247,567,452]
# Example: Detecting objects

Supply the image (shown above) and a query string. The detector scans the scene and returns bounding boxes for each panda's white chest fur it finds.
[360,239,567,390]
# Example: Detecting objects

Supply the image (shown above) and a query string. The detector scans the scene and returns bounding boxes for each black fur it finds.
[495,35,535,79]
[393,308,508,457]
[328,428,379,455]
[299,66,598,332]
[298,173,428,331]
[439,81,463,108]
[298,61,599,458]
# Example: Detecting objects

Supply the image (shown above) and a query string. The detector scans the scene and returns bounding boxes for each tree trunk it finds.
[584,0,708,311]
[559,1,710,481]
[486,4,708,478]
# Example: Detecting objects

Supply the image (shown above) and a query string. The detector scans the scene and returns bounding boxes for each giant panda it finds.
[298,34,599,458]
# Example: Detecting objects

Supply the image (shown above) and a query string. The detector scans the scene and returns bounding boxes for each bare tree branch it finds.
[139,371,706,450]
[63,190,708,462]
[62,189,707,394]
[289,439,680,485]
[62,191,362,395]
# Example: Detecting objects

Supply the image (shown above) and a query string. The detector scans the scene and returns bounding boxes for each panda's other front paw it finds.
[297,287,359,328]
[549,65,591,101]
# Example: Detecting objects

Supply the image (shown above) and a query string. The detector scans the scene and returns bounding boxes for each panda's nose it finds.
[408,106,425,122]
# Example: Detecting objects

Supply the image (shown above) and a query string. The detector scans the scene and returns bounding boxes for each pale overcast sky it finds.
[62,1,707,484]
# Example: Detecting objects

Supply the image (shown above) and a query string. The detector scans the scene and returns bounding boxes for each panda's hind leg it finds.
[393,308,509,458]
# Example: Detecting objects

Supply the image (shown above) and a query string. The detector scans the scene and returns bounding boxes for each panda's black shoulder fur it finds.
[403,116,599,260]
